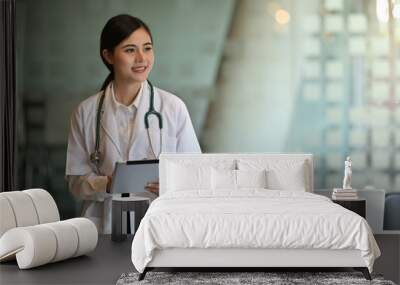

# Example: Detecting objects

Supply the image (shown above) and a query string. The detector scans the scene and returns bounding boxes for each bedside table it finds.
[332,199,366,218]
[111,196,150,242]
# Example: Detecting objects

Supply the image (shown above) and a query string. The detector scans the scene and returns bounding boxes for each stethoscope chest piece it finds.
[90,150,101,165]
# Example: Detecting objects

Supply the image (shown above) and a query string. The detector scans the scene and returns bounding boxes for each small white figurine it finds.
[342,156,352,189]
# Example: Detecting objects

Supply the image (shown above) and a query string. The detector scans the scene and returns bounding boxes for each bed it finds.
[131,153,380,280]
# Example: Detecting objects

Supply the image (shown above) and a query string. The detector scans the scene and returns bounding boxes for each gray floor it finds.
[0,235,134,285]
[1,235,398,285]
[373,234,400,284]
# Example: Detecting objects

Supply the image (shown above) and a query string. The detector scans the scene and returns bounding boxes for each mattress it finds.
[131,190,381,273]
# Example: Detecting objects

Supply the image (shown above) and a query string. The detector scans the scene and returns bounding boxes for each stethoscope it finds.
[90,80,163,168]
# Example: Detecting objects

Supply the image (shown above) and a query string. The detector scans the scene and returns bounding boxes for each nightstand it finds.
[332,199,366,218]
[111,196,150,242]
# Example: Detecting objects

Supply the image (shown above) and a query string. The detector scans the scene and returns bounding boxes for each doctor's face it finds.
[105,28,154,83]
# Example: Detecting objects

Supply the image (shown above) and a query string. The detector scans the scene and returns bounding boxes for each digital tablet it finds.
[110,160,159,194]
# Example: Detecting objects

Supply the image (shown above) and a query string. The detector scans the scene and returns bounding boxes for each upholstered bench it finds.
[0,189,98,269]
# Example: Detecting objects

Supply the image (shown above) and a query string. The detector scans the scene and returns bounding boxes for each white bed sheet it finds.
[131,190,380,273]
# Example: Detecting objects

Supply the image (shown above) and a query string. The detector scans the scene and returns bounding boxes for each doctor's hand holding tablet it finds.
[65,14,201,234]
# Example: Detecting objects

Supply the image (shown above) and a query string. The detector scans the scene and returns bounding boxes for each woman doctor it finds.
[65,14,201,234]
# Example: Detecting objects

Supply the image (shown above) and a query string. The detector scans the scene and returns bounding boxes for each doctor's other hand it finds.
[145,181,159,195]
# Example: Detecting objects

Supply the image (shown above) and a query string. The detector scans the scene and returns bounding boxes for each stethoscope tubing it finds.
[90,80,163,168]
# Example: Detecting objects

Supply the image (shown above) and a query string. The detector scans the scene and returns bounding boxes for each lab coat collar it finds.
[110,82,144,112]
[100,81,148,160]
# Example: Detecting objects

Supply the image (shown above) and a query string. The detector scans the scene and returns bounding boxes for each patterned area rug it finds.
[116,271,396,285]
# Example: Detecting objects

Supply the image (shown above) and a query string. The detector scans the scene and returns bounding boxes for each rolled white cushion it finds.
[23,189,59,223]
[0,191,39,227]
[0,189,60,239]
[65,218,98,257]
[42,221,79,262]
[0,218,98,269]
[0,195,17,237]
[0,226,57,269]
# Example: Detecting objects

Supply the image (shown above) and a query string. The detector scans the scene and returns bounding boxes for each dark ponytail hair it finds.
[99,14,153,91]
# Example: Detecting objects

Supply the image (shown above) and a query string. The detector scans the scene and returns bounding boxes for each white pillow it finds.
[211,168,236,190]
[211,169,268,190]
[237,169,267,188]
[238,159,308,191]
[167,162,211,191]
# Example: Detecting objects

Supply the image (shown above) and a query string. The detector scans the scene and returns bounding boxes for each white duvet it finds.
[131,190,380,273]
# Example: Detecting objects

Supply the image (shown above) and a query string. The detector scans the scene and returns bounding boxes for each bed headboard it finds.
[159,153,314,195]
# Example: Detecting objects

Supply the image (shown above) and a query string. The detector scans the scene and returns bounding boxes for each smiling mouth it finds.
[132,66,147,73]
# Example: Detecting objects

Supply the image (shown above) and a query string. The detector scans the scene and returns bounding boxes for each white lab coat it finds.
[65,81,201,233]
